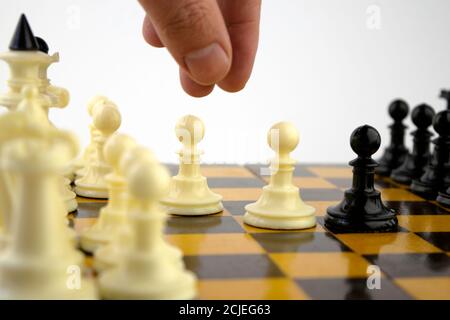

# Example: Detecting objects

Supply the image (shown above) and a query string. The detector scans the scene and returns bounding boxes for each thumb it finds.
[139,0,232,86]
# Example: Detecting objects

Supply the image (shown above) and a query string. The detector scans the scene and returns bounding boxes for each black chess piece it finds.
[437,186,450,208]
[376,99,409,176]
[410,110,450,199]
[325,125,398,233]
[440,89,450,110]
[35,36,49,54]
[391,104,435,185]
[9,14,39,51]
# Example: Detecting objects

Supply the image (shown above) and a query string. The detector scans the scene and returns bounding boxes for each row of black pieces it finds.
[375,96,450,207]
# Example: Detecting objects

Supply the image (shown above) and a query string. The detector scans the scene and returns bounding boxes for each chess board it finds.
[70,164,450,300]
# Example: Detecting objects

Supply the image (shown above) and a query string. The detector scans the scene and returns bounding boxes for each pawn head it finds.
[175,114,205,146]
[127,161,170,202]
[87,95,110,116]
[104,133,136,169]
[388,99,409,121]
[433,110,450,136]
[267,121,299,155]
[350,125,381,157]
[119,145,156,177]
[92,101,121,134]
[412,104,435,129]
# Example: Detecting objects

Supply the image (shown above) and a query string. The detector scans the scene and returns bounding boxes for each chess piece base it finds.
[243,186,316,230]
[162,176,223,216]
[410,179,438,200]
[437,190,450,208]
[325,190,398,233]
[74,183,108,199]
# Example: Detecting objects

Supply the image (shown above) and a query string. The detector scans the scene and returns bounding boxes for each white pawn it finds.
[80,133,136,253]
[99,158,197,299]
[244,122,316,230]
[161,115,223,215]
[75,100,121,198]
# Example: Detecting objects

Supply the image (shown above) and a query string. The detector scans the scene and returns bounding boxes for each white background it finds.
[0,0,449,164]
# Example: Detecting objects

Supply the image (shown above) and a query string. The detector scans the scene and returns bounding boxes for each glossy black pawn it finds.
[410,110,450,199]
[440,89,450,110]
[376,99,409,176]
[325,125,398,233]
[437,186,450,208]
[9,14,39,51]
[391,104,435,185]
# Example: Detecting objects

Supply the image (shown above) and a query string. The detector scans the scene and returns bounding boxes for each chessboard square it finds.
[75,202,106,218]
[307,166,352,178]
[365,253,450,278]
[233,216,326,234]
[166,233,264,255]
[223,201,253,215]
[307,201,339,217]
[326,178,352,189]
[251,232,350,253]
[296,278,412,300]
[416,232,450,252]
[300,189,344,201]
[394,277,450,300]
[385,201,450,215]
[270,252,371,278]
[380,189,423,201]
[293,177,337,189]
[212,188,262,201]
[184,254,284,279]
[202,166,255,178]
[397,216,450,232]
[198,279,309,300]
[166,216,244,234]
[335,233,442,254]
[207,177,265,188]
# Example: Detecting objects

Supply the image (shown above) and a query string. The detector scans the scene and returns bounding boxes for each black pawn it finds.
[437,186,450,208]
[410,110,450,199]
[440,89,450,110]
[391,104,435,185]
[376,99,409,176]
[9,14,39,51]
[325,125,398,233]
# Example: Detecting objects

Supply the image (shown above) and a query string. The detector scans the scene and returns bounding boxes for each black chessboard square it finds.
[223,201,253,215]
[184,254,284,279]
[75,202,106,218]
[251,232,350,253]
[416,232,450,252]
[385,201,449,215]
[166,216,244,234]
[296,278,412,300]
[364,253,450,278]
[207,177,265,188]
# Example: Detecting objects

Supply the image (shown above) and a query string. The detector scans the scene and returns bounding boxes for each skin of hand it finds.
[138,0,262,97]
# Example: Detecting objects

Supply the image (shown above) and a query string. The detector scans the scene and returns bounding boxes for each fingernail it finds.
[184,43,230,85]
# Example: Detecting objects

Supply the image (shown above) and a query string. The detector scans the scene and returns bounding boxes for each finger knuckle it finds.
[163,0,209,36]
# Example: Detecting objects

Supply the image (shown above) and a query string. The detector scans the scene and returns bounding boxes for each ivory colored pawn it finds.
[94,147,182,272]
[161,115,223,215]
[99,159,197,299]
[244,122,316,230]
[75,100,121,198]
[80,134,136,253]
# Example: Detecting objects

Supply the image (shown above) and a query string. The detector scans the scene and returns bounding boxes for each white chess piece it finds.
[162,115,223,215]
[244,122,316,230]
[99,158,197,299]
[75,100,121,198]
[0,111,96,299]
[80,134,136,253]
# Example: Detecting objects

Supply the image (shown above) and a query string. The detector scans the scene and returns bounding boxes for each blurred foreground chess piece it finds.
[80,134,136,253]
[0,14,69,113]
[162,115,223,215]
[411,110,450,199]
[75,99,121,198]
[376,100,409,176]
[391,104,435,185]
[99,155,197,299]
[0,110,96,299]
[325,125,398,233]
[244,122,316,230]
[440,89,450,110]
